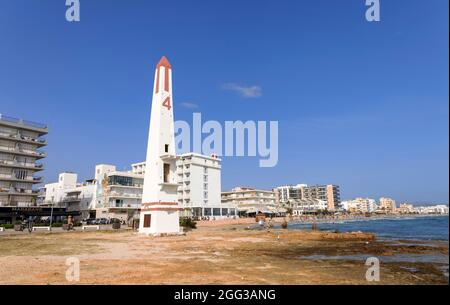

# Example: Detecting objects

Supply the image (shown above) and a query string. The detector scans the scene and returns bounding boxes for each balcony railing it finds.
[108,192,142,199]
[0,201,37,207]
[0,174,43,183]
[0,188,39,195]
[0,132,47,145]
[0,114,48,130]
[0,146,47,158]
[0,160,44,170]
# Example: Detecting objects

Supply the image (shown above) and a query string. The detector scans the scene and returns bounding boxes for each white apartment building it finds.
[292,199,328,215]
[341,197,378,214]
[92,164,143,221]
[221,187,280,216]
[0,114,47,208]
[132,153,234,219]
[43,164,143,222]
[275,184,341,211]
[43,172,95,219]
[414,205,449,215]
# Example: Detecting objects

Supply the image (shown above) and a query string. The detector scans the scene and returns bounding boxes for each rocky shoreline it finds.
[0,224,447,284]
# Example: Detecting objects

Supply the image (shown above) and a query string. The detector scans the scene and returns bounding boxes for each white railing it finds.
[0,114,48,130]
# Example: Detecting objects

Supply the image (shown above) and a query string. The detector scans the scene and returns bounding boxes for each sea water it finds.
[283,215,449,241]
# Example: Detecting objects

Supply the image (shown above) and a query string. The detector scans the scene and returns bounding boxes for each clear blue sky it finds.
[1,0,448,204]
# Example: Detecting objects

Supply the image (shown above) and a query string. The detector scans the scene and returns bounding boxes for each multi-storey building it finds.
[397,203,414,214]
[43,164,143,222]
[92,164,143,221]
[379,197,397,213]
[42,172,95,219]
[292,199,328,215]
[275,184,341,211]
[341,197,378,214]
[414,205,449,214]
[132,153,234,219]
[221,187,279,216]
[0,114,47,208]
[275,184,306,203]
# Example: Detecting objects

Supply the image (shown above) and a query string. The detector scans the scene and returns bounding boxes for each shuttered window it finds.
[144,214,151,228]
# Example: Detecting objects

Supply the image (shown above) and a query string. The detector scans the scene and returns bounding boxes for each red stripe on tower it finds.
[155,56,172,93]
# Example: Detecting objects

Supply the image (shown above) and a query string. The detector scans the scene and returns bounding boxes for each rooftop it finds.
[0,114,48,134]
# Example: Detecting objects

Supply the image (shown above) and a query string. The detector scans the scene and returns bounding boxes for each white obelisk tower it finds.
[139,56,181,236]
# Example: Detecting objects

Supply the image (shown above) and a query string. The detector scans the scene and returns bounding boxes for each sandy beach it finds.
[0,221,448,285]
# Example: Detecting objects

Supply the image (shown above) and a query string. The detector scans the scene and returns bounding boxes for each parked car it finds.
[98,218,109,225]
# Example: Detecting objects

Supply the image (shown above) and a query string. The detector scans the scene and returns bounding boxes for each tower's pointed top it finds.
[156,56,171,69]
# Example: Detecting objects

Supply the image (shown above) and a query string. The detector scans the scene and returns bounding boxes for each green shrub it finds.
[0,224,14,229]
[179,217,197,229]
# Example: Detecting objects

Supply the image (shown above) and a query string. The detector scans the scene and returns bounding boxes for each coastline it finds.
[196,213,449,233]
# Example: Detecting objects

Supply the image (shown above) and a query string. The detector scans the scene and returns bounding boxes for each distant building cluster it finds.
[341,196,449,215]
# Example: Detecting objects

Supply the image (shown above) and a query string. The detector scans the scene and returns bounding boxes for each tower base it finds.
[138,203,181,236]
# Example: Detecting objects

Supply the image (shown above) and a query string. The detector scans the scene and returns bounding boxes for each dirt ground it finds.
[0,224,448,285]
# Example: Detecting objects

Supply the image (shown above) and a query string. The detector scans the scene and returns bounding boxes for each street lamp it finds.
[49,200,54,230]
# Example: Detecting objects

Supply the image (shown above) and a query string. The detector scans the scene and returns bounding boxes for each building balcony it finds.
[0,160,44,171]
[108,203,139,209]
[0,133,47,147]
[0,175,43,184]
[160,153,178,161]
[0,188,39,196]
[0,146,47,159]
[0,201,37,207]
[62,196,81,203]
[108,184,143,189]
[159,182,180,188]
[108,192,142,199]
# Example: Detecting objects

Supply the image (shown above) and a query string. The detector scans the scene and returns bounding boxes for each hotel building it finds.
[93,164,143,221]
[43,172,95,219]
[397,203,414,214]
[291,199,328,215]
[275,184,341,211]
[379,197,397,213]
[0,114,47,208]
[341,197,378,214]
[221,187,280,216]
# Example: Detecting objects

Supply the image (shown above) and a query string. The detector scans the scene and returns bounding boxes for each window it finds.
[163,163,170,183]
[165,144,169,153]
[108,176,133,186]
[144,214,151,228]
